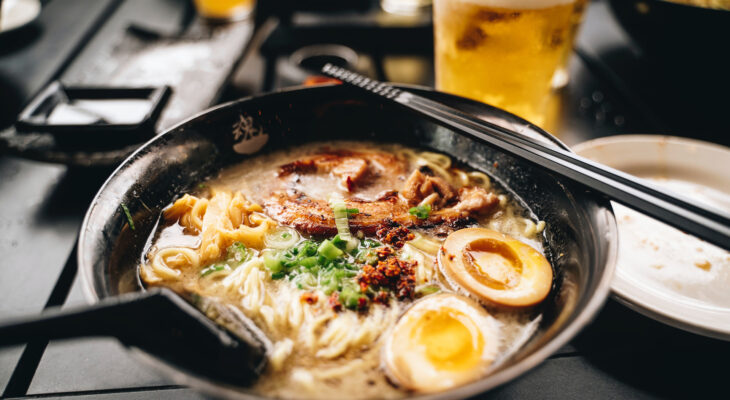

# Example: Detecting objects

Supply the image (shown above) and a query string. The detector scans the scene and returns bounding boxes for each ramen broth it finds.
[140,141,552,398]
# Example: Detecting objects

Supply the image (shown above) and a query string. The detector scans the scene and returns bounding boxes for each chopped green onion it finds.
[408,204,432,219]
[298,240,318,257]
[227,242,251,263]
[320,270,340,294]
[354,248,378,265]
[263,252,285,274]
[294,272,317,289]
[362,238,382,248]
[121,204,135,230]
[329,195,352,239]
[251,232,417,311]
[318,239,343,260]
[340,283,367,310]
[415,285,441,297]
[332,234,359,253]
[299,256,319,269]
[331,234,348,249]
[345,237,359,252]
[265,226,299,249]
[346,208,359,215]
[201,264,227,277]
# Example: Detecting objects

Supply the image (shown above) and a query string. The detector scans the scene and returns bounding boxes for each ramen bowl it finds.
[77,84,617,399]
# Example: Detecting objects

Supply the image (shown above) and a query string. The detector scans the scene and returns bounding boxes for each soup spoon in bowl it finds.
[0,278,269,386]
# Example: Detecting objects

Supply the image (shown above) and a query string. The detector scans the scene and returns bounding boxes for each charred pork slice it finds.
[277,150,406,191]
[263,191,478,236]
[401,167,457,207]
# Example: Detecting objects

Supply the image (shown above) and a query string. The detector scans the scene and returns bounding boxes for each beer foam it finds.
[458,0,575,9]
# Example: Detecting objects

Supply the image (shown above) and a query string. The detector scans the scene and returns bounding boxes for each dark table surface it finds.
[1,0,729,399]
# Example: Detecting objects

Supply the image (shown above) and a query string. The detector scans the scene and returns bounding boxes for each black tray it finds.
[15,82,171,146]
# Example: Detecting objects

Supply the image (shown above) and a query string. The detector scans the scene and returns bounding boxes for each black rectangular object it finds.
[15,81,171,146]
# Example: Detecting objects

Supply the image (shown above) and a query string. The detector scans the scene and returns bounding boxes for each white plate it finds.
[574,135,730,341]
[0,0,41,34]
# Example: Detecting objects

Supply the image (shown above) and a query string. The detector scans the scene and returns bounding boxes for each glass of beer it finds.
[433,0,587,127]
[193,0,255,21]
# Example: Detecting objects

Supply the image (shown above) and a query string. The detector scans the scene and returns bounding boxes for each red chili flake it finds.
[359,264,387,290]
[376,223,415,249]
[448,254,455,261]
[374,291,390,305]
[328,292,342,312]
[357,254,417,301]
[376,246,394,261]
[382,257,402,277]
[357,297,369,310]
[300,292,318,304]
[493,161,499,168]
[345,176,355,192]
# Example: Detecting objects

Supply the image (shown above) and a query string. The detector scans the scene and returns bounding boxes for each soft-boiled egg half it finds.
[439,228,552,308]
[382,293,499,393]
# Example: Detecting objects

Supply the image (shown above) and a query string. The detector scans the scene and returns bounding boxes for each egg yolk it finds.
[463,239,523,290]
[412,309,485,372]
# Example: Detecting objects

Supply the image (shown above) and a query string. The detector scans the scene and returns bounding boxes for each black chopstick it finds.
[320,64,730,251]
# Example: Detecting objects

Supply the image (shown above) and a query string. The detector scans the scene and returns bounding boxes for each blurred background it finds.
[1,0,729,168]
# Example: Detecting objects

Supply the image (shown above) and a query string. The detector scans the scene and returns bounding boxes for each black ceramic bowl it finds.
[78,84,617,399]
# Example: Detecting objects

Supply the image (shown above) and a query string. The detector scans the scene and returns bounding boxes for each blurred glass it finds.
[433,0,586,128]
[193,0,255,21]
[552,0,588,89]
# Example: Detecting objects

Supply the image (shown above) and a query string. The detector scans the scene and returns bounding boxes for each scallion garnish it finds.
[362,238,382,248]
[121,203,135,230]
[318,239,344,260]
[330,194,352,239]
[415,284,441,297]
[201,264,226,277]
[264,227,299,249]
[408,204,432,219]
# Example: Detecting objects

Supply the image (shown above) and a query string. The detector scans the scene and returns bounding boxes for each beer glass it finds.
[433,0,587,127]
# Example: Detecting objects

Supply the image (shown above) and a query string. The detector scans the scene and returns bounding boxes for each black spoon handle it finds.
[0,288,267,384]
[0,289,221,346]
[320,64,730,251]
[0,292,136,344]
